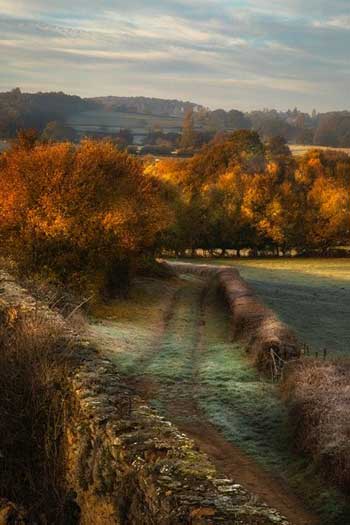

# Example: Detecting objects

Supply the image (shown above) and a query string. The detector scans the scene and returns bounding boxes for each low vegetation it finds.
[173,260,350,518]
[0,306,74,524]
[283,359,350,493]
[90,273,350,524]
[202,258,350,356]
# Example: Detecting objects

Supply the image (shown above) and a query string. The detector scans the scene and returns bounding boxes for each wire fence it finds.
[269,343,330,382]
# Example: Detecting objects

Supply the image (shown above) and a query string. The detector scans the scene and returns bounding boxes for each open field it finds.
[67,109,184,136]
[181,258,350,357]
[89,272,350,524]
[289,144,350,156]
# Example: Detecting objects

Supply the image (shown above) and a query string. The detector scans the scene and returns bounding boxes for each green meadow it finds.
[187,258,350,357]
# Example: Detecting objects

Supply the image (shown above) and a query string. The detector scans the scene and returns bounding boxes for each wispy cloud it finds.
[313,16,350,30]
[0,0,349,110]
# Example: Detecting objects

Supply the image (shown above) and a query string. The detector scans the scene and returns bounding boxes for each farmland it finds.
[289,144,350,156]
[67,108,184,141]
[182,258,350,357]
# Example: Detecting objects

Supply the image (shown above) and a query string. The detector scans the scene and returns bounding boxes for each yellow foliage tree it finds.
[0,138,172,294]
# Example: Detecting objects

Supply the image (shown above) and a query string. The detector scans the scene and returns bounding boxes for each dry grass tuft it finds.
[0,307,76,524]
[283,358,350,491]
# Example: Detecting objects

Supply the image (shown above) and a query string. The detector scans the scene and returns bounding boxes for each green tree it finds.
[41,121,77,143]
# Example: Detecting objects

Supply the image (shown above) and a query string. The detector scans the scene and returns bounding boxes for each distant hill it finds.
[87,96,204,117]
[0,88,204,139]
[1,88,350,148]
[0,88,92,138]
[66,108,185,144]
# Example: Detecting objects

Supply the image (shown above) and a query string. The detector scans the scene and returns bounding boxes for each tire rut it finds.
[129,275,320,525]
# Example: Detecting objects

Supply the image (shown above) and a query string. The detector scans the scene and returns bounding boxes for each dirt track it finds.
[92,274,320,525]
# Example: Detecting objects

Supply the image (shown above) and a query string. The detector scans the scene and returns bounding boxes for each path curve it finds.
[94,274,320,525]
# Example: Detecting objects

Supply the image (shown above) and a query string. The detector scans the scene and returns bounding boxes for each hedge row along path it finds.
[90,272,320,525]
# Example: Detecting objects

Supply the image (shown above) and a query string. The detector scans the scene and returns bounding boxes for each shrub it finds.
[283,359,350,491]
[0,138,171,295]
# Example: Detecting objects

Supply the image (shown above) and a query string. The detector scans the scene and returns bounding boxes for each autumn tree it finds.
[148,137,350,256]
[295,150,350,251]
[0,138,172,295]
[180,108,195,150]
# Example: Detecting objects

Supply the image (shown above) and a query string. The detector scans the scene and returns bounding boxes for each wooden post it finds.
[270,349,278,382]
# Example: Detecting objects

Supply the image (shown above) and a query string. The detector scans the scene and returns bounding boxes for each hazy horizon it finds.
[1,1,350,113]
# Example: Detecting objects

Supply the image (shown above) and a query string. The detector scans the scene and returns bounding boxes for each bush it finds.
[0,138,171,295]
[283,359,350,491]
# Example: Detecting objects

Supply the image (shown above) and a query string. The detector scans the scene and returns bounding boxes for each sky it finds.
[0,0,349,112]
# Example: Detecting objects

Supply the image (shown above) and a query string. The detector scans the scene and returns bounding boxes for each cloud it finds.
[0,0,349,111]
[313,16,350,30]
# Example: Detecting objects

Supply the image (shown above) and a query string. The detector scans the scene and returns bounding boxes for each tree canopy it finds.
[149,131,350,255]
[0,137,172,294]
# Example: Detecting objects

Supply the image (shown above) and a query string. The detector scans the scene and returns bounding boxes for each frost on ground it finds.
[89,271,350,524]
[190,258,350,357]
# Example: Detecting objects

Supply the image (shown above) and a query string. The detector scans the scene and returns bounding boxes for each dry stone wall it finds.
[0,270,290,525]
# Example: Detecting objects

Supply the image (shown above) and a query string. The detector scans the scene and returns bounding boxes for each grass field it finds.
[67,109,184,134]
[289,144,350,157]
[183,258,350,357]
[89,276,290,465]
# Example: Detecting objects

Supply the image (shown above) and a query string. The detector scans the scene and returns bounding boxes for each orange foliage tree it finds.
[149,132,350,255]
[0,137,172,293]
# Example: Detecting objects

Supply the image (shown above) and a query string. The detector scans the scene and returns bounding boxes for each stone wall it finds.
[0,270,290,525]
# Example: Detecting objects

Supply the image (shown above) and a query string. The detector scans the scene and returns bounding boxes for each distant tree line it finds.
[196,107,350,148]
[2,89,350,149]
[88,95,202,116]
[0,88,92,138]
[138,107,350,154]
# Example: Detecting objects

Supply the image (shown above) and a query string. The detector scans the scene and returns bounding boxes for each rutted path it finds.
[90,274,320,525]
